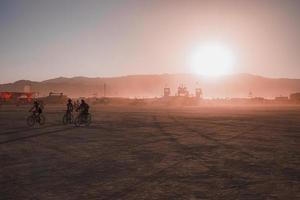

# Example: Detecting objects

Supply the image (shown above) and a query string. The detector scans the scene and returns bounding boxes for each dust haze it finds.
[1,0,300,199]
[1,73,300,98]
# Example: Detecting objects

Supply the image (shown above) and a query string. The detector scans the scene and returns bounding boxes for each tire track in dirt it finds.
[100,114,212,200]
[152,115,182,144]
[84,123,122,132]
[173,116,264,141]
[0,123,64,136]
[223,124,264,141]
[100,157,189,200]
[168,115,257,159]
[0,126,75,145]
[0,121,126,145]
[168,115,221,143]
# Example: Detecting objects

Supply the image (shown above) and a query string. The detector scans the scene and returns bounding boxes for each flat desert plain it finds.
[0,105,299,200]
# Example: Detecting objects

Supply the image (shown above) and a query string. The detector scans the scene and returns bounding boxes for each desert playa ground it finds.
[0,105,299,199]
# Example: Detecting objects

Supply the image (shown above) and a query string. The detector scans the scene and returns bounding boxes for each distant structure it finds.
[275,96,289,101]
[159,84,203,106]
[103,83,107,97]
[0,91,36,104]
[164,88,171,97]
[290,93,300,101]
[195,88,203,99]
[177,85,189,97]
[49,92,63,96]
[162,84,203,100]
[39,92,68,104]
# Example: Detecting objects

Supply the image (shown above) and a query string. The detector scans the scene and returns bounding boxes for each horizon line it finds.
[1,72,300,85]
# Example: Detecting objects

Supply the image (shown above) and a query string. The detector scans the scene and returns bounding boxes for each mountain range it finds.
[0,73,299,98]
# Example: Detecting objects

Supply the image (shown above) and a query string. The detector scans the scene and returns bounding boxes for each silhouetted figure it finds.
[29,100,43,117]
[76,99,89,119]
[66,99,74,114]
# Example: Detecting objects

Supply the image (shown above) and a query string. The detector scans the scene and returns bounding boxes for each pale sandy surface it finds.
[0,105,299,200]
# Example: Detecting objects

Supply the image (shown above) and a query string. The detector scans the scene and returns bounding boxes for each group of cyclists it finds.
[65,99,90,118]
[28,99,91,127]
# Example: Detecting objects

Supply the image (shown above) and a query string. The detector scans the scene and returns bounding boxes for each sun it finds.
[189,42,236,77]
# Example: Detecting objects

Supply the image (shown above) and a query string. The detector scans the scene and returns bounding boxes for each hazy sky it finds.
[0,0,300,83]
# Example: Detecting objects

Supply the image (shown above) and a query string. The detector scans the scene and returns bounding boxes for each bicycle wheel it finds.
[39,115,46,125]
[62,114,68,125]
[85,114,92,126]
[27,116,35,127]
[70,114,74,124]
[74,116,81,127]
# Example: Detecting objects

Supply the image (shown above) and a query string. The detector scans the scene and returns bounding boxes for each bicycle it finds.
[62,111,74,125]
[27,113,46,127]
[74,113,91,127]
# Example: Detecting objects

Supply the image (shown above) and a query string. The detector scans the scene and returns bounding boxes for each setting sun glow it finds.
[189,43,236,77]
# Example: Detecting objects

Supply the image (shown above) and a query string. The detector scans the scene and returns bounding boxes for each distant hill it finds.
[1,73,300,98]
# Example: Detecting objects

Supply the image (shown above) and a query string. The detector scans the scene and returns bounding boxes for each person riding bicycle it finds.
[76,99,89,119]
[66,99,74,114]
[29,100,43,118]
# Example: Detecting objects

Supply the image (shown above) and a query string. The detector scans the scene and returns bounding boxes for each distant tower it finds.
[177,84,189,97]
[103,83,106,97]
[164,88,171,97]
[195,88,203,99]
